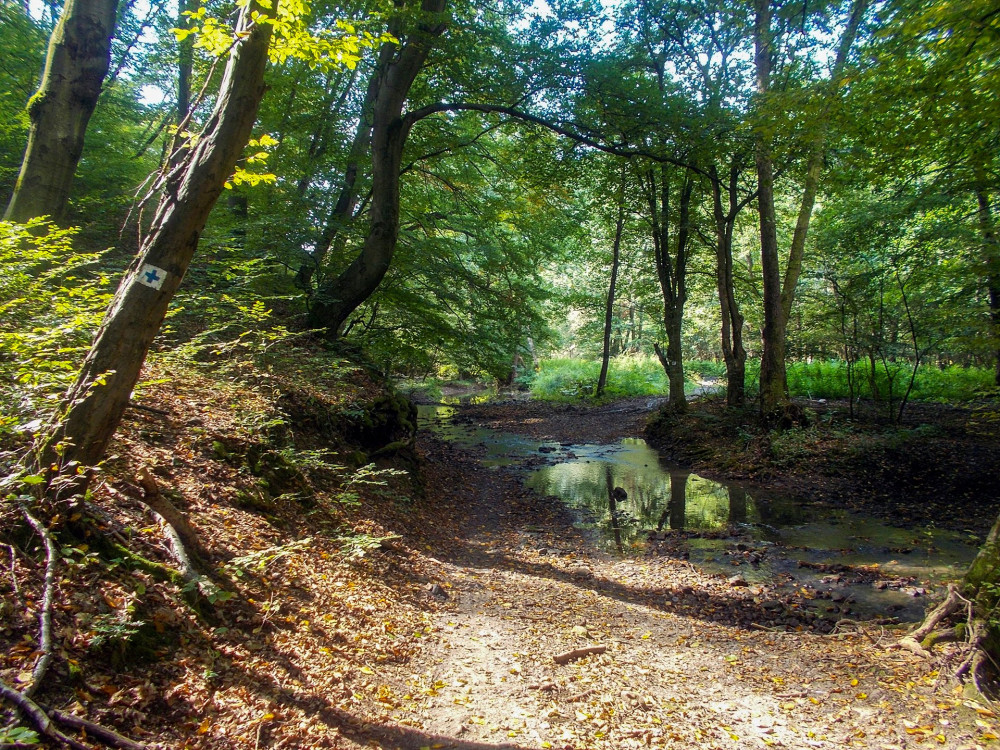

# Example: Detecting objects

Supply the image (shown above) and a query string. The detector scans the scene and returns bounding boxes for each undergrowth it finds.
[525,356,720,401]
[522,356,994,404]
[784,360,994,403]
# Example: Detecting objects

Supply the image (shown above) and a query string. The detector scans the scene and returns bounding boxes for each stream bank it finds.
[392,399,993,749]
[644,396,1000,537]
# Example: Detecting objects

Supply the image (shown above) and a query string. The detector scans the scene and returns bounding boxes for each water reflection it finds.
[418,404,976,619]
[526,441,765,550]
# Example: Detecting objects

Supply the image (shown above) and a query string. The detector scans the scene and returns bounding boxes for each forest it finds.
[0,0,999,746]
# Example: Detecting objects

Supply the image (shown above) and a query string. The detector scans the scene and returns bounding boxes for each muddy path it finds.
[359,401,993,750]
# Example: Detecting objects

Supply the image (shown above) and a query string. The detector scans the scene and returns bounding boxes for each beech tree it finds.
[4,0,119,224]
[752,0,868,415]
[306,0,448,337]
[37,0,274,481]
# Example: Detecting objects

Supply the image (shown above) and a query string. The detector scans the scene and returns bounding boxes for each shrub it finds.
[0,219,113,445]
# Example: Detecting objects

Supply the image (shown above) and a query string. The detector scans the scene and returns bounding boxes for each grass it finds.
[523,356,995,404]
[525,355,724,401]
[784,360,995,403]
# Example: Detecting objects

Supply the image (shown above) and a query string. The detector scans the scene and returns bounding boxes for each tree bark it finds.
[753,0,788,416]
[596,168,626,398]
[4,0,119,224]
[974,179,1000,387]
[37,1,272,479]
[644,164,692,413]
[306,0,448,337]
[709,163,749,407]
[779,0,868,324]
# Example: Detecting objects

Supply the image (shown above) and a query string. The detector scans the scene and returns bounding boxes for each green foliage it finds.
[0,726,40,745]
[527,356,736,401]
[0,3,45,198]
[785,361,994,403]
[335,529,400,559]
[161,247,307,376]
[174,0,392,68]
[526,356,661,400]
[332,463,408,508]
[0,220,113,444]
[225,537,313,578]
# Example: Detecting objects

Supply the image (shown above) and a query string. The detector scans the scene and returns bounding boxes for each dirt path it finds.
[357,404,993,750]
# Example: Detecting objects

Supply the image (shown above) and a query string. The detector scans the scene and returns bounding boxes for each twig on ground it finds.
[0,680,91,750]
[128,402,171,417]
[553,645,607,664]
[16,501,57,698]
[567,687,597,702]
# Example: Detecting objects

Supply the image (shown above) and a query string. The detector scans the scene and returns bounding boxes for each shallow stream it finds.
[418,404,978,621]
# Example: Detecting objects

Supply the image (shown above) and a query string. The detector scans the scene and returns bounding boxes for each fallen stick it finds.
[0,679,90,750]
[40,704,147,750]
[18,500,57,699]
[553,645,607,664]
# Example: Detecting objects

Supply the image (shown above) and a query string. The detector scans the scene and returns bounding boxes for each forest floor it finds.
[3,378,999,749]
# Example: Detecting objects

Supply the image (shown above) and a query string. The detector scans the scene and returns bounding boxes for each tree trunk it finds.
[4,0,119,224]
[596,169,626,398]
[779,0,867,324]
[974,179,1000,387]
[176,0,195,125]
[307,0,448,337]
[644,164,692,413]
[710,163,749,407]
[37,2,272,480]
[753,0,788,416]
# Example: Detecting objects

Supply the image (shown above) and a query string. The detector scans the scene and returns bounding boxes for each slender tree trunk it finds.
[753,0,788,416]
[645,164,692,412]
[37,2,272,480]
[4,0,119,223]
[974,180,1000,386]
[176,0,195,125]
[710,164,748,407]
[596,169,626,398]
[307,0,448,337]
[779,0,867,323]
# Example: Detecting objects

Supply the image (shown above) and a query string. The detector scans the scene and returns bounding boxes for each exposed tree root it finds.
[0,679,148,750]
[0,679,90,750]
[909,585,964,643]
[104,471,208,586]
[37,703,147,750]
[0,503,150,749]
[16,501,56,699]
[135,467,207,582]
[902,584,1000,698]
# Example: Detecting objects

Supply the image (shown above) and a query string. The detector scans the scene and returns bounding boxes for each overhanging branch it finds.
[404,102,708,177]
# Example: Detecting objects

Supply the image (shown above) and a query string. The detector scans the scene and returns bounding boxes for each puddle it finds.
[418,405,978,621]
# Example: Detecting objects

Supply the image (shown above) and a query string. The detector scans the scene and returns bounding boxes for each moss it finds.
[234,488,275,513]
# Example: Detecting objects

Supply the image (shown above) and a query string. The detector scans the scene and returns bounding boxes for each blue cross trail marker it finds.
[138,263,167,290]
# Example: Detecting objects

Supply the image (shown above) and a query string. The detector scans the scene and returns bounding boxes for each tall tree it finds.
[37,0,273,482]
[596,166,627,398]
[306,0,448,337]
[752,0,868,415]
[644,163,694,412]
[4,0,119,223]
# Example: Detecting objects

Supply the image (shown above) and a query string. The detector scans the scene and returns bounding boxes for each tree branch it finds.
[404,102,708,176]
